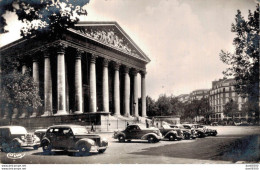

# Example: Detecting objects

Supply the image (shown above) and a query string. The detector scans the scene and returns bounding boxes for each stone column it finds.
[22,64,27,74]
[123,66,130,117]
[74,50,83,114]
[31,57,39,117]
[113,62,120,116]
[19,63,28,118]
[102,58,109,112]
[141,71,147,117]
[89,54,97,112]
[132,69,139,117]
[42,50,53,116]
[56,44,67,115]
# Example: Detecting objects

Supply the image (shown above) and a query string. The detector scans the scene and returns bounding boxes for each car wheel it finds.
[118,135,125,142]
[168,134,175,141]
[78,144,90,156]
[98,149,106,154]
[148,135,156,143]
[10,140,21,152]
[42,142,52,153]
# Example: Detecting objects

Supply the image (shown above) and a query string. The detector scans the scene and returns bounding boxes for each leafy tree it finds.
[146,96,158,117]
[241,100,257,118]
[0,0,89,36]
[223,99,239,120]
[220,5,259,123]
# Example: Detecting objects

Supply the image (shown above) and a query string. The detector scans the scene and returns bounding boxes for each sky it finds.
[0,0,257,100]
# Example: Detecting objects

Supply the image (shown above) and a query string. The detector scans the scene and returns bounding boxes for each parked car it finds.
[113,124,162,143]
[170,124,197,139]
[183,124,206,138]
[0,126,40,152]
[41,125,108,155]
[195,125,217,136]
[159,124,183,141]
[210,122,218,126]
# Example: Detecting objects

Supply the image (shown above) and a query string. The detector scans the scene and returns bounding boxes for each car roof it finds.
[47,124,85,129]
[0,126,26,129]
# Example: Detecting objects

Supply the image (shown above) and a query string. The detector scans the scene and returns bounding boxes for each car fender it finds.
[12,138,23,146]
[41,137,51,145]
[141,133,159,140]
[75,138,95,149]
[114,132,126,139]
[164,131,177,138]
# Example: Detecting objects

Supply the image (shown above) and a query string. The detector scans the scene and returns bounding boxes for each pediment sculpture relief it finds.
[77,27,139,57]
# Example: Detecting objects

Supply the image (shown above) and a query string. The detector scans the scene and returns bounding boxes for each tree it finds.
[223,99,239,120]
[220,5,259,124]
[0,0,89,36]
[146,96,158,117]
[241,100,257,119]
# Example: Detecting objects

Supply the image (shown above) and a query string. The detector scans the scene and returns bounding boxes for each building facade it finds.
[209,78,248,122]
[0,22,150,128]
[189,89,210,101]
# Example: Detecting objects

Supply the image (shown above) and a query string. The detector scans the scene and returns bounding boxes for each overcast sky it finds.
[0,0,257,100]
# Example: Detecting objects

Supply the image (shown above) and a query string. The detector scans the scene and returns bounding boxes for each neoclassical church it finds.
[0,22,150,129]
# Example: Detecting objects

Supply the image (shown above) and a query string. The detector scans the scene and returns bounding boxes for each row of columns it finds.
[11,45,147,118]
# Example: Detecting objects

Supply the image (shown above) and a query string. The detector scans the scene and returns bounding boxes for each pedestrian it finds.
[91,122,94,132]
[146,119,149,128]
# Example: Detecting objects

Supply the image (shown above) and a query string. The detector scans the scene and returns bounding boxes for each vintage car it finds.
[41,125,108,155]
[0,126,40,152]
[183,124,206,138]
[159,124,183,141]
[113,124,162,143]
[195,125,217,136]
[170,124,197,139]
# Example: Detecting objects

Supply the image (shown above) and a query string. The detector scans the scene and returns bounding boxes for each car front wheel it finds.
[42,142,52,153]
[168,134,175,141]
[118,135,125,142]
[148,135,156,143]
[78,144,90,156]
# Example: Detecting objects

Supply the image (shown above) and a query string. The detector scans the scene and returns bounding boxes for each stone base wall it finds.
[0,112,109,132]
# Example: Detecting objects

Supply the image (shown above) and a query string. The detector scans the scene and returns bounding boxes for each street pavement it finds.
[0,126,259,164]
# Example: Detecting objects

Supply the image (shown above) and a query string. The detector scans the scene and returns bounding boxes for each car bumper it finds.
[89,146,107,153]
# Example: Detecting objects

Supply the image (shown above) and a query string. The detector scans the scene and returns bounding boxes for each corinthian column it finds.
[42,50,53,116]
[89,54,97,112]
[141,71,147,117]
[132,69,139,117]
[31,57,39,117]
[19,62,28,118]
[56,44,67,115]
[74,50,83,114]
[102,58,109,112]
[123,66,130,117]
[113,62,120,116]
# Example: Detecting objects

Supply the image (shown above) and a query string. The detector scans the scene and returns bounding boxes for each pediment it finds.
[70,22,150,63]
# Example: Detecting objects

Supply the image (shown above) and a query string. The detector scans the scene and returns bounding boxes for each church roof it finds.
[69,21,150,63]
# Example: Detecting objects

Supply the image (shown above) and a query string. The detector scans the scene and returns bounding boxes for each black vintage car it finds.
[0,126,40,152]
[113,124,162,143]
[170,124,197,139]
[41,125,108,155]
[159,124,183,141]
[183,124,206,138]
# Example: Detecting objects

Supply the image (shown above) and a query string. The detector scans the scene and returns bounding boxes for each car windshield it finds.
[9,127,27,134]
[162,124,171,129]
[71,127,89,135]
[176,125,184,129]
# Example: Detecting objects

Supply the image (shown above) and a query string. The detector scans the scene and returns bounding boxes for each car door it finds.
[58,128,75,149]
[125,125,138,139]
